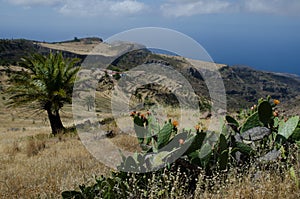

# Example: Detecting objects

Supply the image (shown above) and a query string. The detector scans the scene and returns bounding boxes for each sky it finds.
[1,0,300,75]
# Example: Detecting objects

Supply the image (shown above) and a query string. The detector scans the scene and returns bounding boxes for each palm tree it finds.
[85,95,94,111]
[7,52,80,135]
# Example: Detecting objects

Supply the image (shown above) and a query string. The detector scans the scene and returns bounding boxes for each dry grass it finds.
[194,167,300,199]
[25,135,47,157]
[0,95,110,198]
[0,131,110,198]
[36,40,134,57]
[110,134,142,153]
[37,41,101,55]
[5,141,20,156]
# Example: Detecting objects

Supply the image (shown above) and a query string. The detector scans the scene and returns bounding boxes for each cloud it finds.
[59,0,146,17]
[161,0,300,17]
[5,0,147,16]
[244,0,300,15]
[58,0,108,17]
[161,0,232,17]
[5,0,61,6]
[110,0,146,15]
[5,0,300,17]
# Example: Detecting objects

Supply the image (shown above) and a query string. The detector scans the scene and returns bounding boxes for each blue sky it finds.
[1,0,300,75]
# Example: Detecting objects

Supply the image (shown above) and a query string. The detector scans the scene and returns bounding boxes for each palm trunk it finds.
[47,109,65,135]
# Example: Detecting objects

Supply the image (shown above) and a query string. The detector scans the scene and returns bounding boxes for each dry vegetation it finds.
[0,95,110,198]
[37,39,140,57]
[37,41,100,55]
[1,91,299,198]
[194,167,300,199]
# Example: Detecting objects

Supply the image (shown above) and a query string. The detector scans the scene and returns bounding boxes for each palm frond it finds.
[7,51,80,112]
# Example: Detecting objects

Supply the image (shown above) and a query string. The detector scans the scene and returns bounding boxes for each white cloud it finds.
[60,0,146,16]
[161,0,300,17]
[110,0,146,15]
[5,0,300,17]
[244,0,274,13]
[244,0,300,15]
[5,0,147,16]
[58,0,107,17]
[161,0,233,17]
[5,0,61,6]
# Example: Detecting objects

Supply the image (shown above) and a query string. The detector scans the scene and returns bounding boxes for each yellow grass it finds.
[194,166,300,199]
[0,100,110,198]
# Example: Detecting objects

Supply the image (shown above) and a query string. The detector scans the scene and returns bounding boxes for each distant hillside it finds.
[0,39,38,65]
[104,49,300,111]
[1,38,300,114]
[220,65,300,109]
[0,37,103,65]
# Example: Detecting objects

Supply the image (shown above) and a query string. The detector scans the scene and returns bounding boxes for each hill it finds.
[92,46,300,113]
[0,39,38,66]
[1,38,300,114]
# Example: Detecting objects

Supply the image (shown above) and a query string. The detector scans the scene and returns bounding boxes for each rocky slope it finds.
[1,38,299,114]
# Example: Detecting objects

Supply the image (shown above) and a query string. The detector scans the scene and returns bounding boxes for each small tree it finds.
[7,52,80,135]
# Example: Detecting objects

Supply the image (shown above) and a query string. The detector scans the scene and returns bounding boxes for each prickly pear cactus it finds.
[132,112,180,154]
[157,122,173,149]
[240,112,262,133]
[258,101,273,126]
[234,142,254,156]
[225,115,239,127]
[291,128,300,141]
[240,100,273,133]
[184,132,206,156]
[218,134,229,170]
[199,142,212,168]
[133,115,148,145]
[278,116,299,140]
